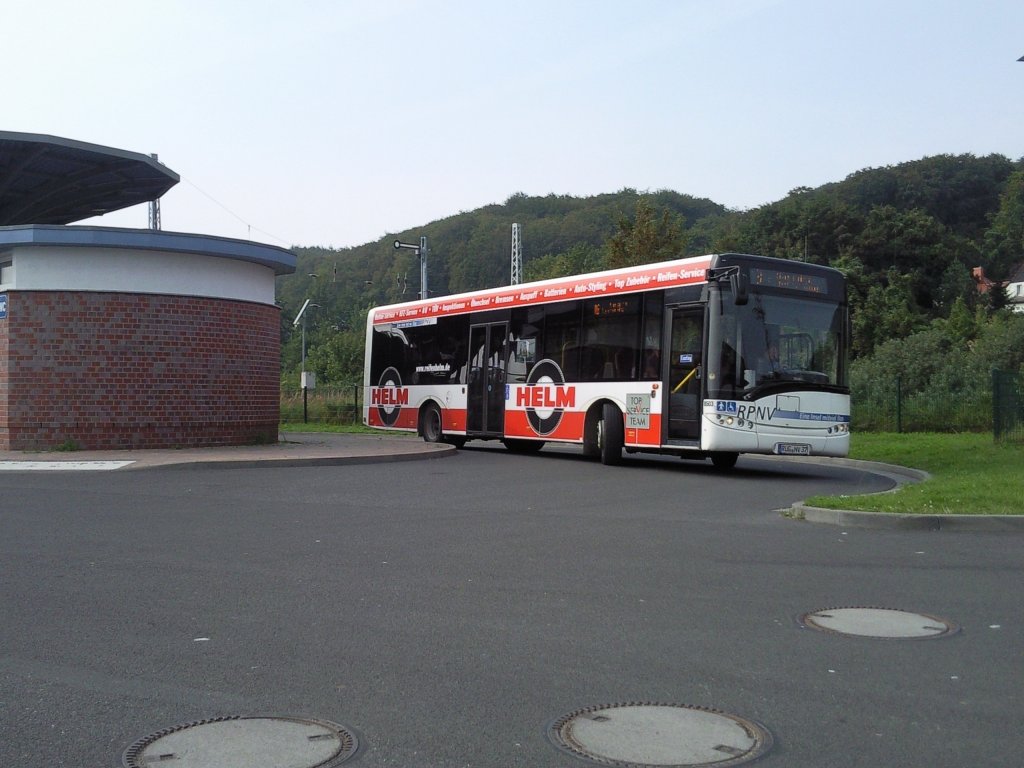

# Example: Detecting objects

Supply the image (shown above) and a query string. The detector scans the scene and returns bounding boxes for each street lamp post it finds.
[293,299,320,423]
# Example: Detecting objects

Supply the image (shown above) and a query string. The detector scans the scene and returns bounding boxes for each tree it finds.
[935,261,979,315]
[983,169,1024,281]
[849,205,958,311]
[307,328,364,385]
[851,269,927,356]
[605,198,688,269]
[524,243,604,282]
[942,297,977,342]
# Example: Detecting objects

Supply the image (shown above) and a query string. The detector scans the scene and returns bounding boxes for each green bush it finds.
[851,311,1024,432]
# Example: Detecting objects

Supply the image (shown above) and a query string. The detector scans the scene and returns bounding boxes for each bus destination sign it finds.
[750,268,828,294]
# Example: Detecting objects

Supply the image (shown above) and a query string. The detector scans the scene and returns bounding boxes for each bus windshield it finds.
[707,288,848,400]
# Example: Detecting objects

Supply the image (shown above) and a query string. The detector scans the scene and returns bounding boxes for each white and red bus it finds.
[364,252,849,468]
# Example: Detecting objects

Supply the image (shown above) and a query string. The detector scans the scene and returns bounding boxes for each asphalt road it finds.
[1,447,1021,767]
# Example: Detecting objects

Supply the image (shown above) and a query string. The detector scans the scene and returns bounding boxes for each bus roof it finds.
[371,253,715,325]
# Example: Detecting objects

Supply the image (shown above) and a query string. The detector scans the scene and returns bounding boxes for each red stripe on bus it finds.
[372,257,711,325]
[503,410,586,441]
[366,408,418,430]
[443,409,467,432]
[370,405,661,445]
[366,406,467,433]
[626,413,663,446]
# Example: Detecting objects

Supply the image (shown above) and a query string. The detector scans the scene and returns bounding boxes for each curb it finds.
[137,444,457,470]
[0,434,457,471]
[781,457,1024,531]
[788,504,1024,531]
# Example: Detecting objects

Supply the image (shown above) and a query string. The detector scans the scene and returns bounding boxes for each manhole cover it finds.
[122,715,358,768]
[799,607,959,639]
[547,702,772,767]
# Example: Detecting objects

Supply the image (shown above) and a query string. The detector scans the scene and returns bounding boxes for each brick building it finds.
[0,132,296,450]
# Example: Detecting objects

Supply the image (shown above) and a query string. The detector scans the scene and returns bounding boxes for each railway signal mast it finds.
[511,223,522,285]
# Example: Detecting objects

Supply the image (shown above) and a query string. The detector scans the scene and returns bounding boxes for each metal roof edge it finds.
[0,225,296,275]
[0,131,180,182]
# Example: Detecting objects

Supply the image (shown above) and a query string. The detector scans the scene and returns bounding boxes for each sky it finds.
[6,0,1024,250]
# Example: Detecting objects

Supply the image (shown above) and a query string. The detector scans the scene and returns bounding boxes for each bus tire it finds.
[582,408,600,458]
[421,403,443,443]
[710,451,738,470]
[599,403,624,465]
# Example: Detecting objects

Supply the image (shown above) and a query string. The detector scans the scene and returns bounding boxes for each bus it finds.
[363,252,849,468]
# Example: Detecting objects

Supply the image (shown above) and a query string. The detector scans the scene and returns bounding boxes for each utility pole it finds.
[293,298,319,423]
[148,153,161,230]
[418,236,428,300]
[511,223,522,285]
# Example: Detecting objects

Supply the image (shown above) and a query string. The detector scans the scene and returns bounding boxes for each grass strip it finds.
[806,432,1024,515]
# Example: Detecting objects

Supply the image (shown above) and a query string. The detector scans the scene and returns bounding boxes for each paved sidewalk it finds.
[0,432,455,470]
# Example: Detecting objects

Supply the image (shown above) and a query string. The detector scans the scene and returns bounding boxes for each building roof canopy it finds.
[0,131,179,226]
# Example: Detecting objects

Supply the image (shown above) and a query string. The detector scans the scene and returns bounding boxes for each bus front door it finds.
[666,308,704,441]
[467,322,508,435]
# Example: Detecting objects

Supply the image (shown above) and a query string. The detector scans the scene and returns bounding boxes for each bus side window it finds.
[642,349,660,379]
[614,348,634,379]
[508,310,538,384]
[640,293,663,381]
[541,301,581,381]
[580,296,641,382]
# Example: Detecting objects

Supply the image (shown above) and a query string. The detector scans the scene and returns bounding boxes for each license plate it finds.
[775,443,811,456]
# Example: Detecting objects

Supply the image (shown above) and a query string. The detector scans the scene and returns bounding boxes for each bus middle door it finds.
[466,322,508,435]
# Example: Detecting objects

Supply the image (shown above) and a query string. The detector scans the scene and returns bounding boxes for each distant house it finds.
[1006,263,1024,313]
[973,264,1024,313]
[972,266,997,295]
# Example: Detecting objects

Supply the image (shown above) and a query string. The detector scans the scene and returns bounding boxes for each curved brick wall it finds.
[0,291,280,450]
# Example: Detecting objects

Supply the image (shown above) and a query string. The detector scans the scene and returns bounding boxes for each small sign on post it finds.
[626,393,651,429]
[0,293,7,320]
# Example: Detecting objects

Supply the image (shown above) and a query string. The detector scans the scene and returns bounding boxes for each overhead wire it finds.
[180,174,293,247]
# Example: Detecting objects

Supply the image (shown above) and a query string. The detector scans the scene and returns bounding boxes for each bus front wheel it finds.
[583,409,600,458]
[710,451,738,470]
[599,404,624,465]
[421,403,443,443]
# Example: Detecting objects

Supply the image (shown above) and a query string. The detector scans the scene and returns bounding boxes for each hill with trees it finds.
[279,153,1024,416]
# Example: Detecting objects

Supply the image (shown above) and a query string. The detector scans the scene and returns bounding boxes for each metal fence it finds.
[993,370,1024,443]
[852,370,1023,440]
[280,384,363,424]
[282,372,1024,441]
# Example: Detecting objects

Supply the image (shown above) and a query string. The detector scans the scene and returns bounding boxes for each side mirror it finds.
[730,271,749,305]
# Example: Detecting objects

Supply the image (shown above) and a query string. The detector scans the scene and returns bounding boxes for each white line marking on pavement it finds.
[0,461,135,471]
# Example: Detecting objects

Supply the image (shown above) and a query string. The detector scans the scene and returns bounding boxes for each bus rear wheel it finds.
[598,403,624,465]
[421,403,443,443]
